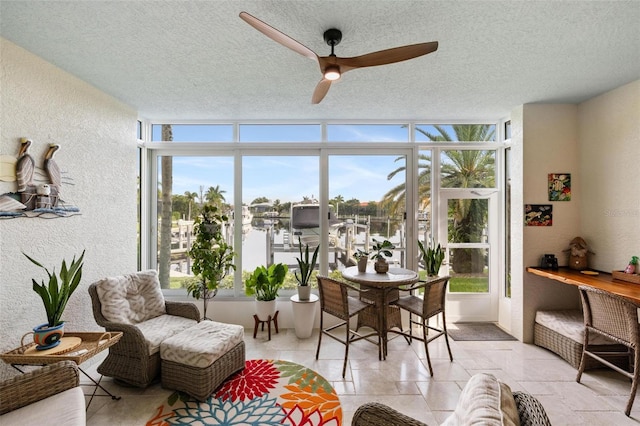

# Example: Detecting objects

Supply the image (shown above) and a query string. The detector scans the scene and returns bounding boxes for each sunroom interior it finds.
[1,0,639,398]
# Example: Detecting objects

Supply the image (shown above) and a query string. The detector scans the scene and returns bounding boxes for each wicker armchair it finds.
[352,392,551,426]
[0,361,85,424]
[315,276,382,377]
[89,271,200,387]
[576,285,640,416]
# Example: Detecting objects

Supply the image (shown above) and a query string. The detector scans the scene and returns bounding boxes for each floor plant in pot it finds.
[294,237,319,300]
[245,263,288,321]
[23,250,85,350]
[187,205,236,320]
[418,239,445,277]
[371,239,395,274]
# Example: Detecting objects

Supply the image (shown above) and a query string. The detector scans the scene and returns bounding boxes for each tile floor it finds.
[83,326,640,425]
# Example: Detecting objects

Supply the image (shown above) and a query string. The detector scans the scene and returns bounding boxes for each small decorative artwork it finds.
[525,204,552,226]
[548,173,571,201]
[0,138,80,219]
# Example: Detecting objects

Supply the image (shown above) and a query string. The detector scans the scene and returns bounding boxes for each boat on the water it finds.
[290,200,342,247]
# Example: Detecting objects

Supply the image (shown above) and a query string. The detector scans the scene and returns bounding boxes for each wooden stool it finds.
[253,311,279,340]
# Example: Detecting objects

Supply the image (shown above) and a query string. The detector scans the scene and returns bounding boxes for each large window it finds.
[141,121,505,310]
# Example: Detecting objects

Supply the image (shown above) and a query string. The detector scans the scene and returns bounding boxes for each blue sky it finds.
[153,123,494,205]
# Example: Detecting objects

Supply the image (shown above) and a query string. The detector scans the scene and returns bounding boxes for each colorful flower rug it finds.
[146,359,342,425]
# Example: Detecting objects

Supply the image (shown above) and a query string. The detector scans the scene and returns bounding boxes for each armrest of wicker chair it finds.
[0,361,80,415]
[166,300,200,321]
[351,402,429,426]
[513,391,552,426]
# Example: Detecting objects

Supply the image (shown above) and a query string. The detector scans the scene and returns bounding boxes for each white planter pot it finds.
[297,285,311,301]
[255,299,277,321]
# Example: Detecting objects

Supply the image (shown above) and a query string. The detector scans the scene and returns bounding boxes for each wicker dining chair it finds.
[315,276,382,377]
[576,285,640,416]
[393,275,453,376]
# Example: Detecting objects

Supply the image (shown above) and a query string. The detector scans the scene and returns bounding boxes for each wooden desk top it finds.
[527,267,640,303]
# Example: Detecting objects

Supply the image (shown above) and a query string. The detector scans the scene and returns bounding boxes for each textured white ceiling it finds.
[1,0,639,121]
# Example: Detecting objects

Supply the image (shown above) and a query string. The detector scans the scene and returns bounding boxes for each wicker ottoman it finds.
[534,310,628,370]
[160,320,245,400]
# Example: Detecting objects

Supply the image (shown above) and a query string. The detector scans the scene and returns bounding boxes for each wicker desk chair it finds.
[89,273,200,388]
[315,276,382,377]
[576,285,640,416]
[392,276,453,376]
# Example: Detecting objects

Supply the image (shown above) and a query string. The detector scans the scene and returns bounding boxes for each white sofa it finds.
[0,361,85,425]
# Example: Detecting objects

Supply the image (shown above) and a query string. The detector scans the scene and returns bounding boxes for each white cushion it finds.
[0,387,85,425]
[441,373,519,426]
[95,270,166,324]
[535,310,614,345]
[161,321,244,368]
[136,314,198,355]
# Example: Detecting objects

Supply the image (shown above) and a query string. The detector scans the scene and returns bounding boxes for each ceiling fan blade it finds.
[239,12,318,62]
[312,79,332,104]
[337,41,438,70]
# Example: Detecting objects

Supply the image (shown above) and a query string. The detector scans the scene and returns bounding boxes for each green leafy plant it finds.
[245,263,289,301]
[295,237,319,286]
[24,250,85,327]
[370,239,395,260]
[418,239,445,276]
[353,249,370,260]
[187,205,236,301]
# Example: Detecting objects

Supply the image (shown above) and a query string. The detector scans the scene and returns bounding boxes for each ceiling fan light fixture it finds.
[324,65,341,81]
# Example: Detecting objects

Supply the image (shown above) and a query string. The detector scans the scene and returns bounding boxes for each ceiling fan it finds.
[239,11,438,104]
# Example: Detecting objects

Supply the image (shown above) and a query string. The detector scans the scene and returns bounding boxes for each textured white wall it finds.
[510,81,640,342]
[578,80,640,271]
[0,39,137,371]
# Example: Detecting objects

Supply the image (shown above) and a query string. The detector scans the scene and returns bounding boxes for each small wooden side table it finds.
[0,331,123,409]
[253,311,279,340]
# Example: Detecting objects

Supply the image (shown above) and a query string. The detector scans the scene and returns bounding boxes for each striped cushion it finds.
[136,314,198,355]
[161,321,244,368]
[94,270,166,324]
[535,310,613,345]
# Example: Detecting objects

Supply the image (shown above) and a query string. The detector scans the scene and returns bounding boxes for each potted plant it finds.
[187,205,236,320]
[245,263,289,320]
[23,250,85,350]
[418,239,445,276]
[294,237,319,300]
[371,239,395,274]
[354,248,370,273]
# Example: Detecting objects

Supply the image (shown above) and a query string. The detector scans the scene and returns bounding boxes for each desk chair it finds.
[576,285,640,416]
[393,275,453,376]
[315,276,381,377]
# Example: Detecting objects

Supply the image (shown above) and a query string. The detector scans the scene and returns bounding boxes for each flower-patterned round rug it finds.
[146,359,342,426]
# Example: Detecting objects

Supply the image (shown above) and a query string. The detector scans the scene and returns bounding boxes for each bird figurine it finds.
[16,138,34,192]
[44,143,61,206]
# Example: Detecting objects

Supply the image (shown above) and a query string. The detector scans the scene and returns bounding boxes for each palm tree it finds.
[331,195,344,215]
[381,154,432,217]
[158,124,173,289]
[184,191,198,221]
[382,124,495,272]
[205,185,226,208]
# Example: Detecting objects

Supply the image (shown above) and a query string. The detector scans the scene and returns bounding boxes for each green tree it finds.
[382,124,495,273]
[205,185,226,207]
[158,125,173,289]
[330,194,344,215]
[184,191,198,220]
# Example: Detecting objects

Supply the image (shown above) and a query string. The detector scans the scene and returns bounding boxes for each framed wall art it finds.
[548,173,571,201]
[525,204,552,226]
